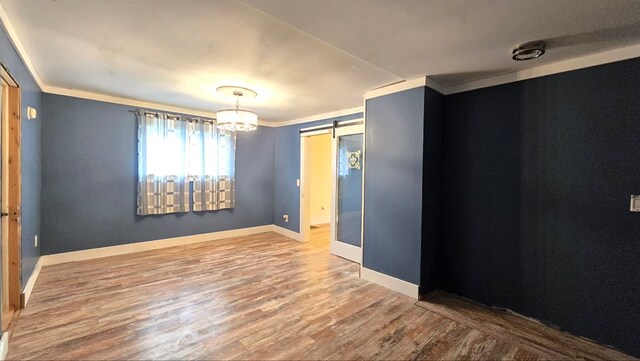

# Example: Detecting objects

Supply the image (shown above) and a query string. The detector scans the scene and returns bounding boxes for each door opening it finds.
[1,64,22,331]
[305,133,332,250]
[300,120,364,264]
[300,128,332,246]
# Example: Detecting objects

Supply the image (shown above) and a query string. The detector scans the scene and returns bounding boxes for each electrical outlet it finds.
[35,234,38,247]
[296,179,300,187]
[631,195,640,212]
[283,214,289,223]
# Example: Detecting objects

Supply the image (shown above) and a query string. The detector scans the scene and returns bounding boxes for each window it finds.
[137,112,235,215]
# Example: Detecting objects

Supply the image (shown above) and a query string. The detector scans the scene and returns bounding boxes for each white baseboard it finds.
[330,241,361,263]
[41,225,277,266]
[271,225,302,241]
[0,332,8,361]
[360,266,419,299]
[21,257,43,307]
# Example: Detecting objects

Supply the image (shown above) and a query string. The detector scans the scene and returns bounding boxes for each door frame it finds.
[1,63,22,331]
[299,119,363,246]
[329,123,364,263]
[299,128,332,243]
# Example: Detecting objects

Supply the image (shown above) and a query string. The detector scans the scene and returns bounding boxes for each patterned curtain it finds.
[137,112,190,215]
[192,119,236,211]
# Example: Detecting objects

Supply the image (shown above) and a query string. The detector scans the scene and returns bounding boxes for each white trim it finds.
[299,134,312,243]
[0,0,362,129]
[0,332,8,361]
[44,86,257,123]
[41,225,274,266]
[21,256,43,307]
[360,266,419,299]
[44,86,363,128]
[445,44,640,94]
[0,67,17,87]
[330,241,361,263]
[298,126,339,245]
[425,77,447,95]
[0,2,317,127]
[271,106,364,127]
[18,225,301,306]
[359,99,367,270]
[4,0,639,122]
[271,224,302,242]
[362,76,444,99]
[0,3,45,90]
[364,77,427,100]
[330,123,364,264]
[40,44,640,121]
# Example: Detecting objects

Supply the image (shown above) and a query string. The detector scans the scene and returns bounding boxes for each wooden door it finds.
[1,65,22,331]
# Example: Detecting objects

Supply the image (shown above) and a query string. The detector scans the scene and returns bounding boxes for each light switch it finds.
[296,179,300,187]
[630,195,640,212]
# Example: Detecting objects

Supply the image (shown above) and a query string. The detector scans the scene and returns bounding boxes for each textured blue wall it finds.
[41,94,274,254]
[420,87,444,292]
[0,23,41,285]
[363,88,425,285]
[441,58,640,357]
[272,113,363,232]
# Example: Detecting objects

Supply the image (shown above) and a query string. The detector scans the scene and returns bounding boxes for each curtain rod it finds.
[129,109,216,122]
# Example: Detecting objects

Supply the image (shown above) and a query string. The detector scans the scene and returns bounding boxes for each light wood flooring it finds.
[309,224,330,250]
[7,232,636,360]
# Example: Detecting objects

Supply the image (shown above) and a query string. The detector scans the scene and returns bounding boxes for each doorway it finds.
[300,120,364,263]
[1,64,22,331]
[306,133,332,250]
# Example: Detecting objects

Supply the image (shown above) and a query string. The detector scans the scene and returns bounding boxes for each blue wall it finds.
[363,88,425,285]
[441,58,640,357]
[420,87,444,292]
[40,94,364,253]
[41,94,274,254]
[0,23,41,286]
[272,113,363,232]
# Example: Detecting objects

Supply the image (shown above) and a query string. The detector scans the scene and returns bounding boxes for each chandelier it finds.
[216,86,258,132]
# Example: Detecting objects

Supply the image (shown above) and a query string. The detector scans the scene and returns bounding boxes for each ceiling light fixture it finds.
[512,40,546,61]
[216,86,258,132]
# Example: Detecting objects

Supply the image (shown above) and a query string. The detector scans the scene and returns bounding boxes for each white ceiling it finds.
[2,0,640,122]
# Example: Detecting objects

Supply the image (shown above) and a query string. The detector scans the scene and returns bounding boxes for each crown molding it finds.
[45,86,363,128]
[0,2,45,90]
[0,3,363,128]
[268,105,364,127]
[363,76,446,100]
[364,44,640,98]
[364,77,427,100]
[425,77,446,95]
[3,2,640,122]
[445,43,640,95]
[44,86,226,119]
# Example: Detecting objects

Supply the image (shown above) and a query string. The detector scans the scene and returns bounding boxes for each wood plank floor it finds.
[7,232,635,360]
[309,224,330,250]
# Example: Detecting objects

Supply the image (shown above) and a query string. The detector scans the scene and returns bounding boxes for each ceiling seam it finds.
[236,0,405,82]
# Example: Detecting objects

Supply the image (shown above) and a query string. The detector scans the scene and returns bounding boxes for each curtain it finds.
[192,119,236,211]
[137,112,190,215]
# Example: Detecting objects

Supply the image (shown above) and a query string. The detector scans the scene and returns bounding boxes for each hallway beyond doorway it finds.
[309,224,329,250]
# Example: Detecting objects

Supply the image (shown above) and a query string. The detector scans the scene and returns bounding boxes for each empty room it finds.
[0,0,638,360]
